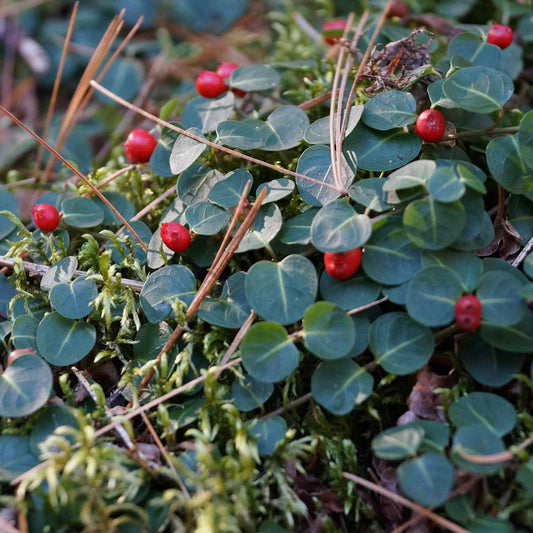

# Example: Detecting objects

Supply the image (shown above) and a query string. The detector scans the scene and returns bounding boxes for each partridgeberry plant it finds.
[2,1,533,532]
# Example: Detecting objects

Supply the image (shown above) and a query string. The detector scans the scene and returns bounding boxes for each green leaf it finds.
[486,134,533,194]
[208,169,252,208]
[197,272,251,329]
[169,128,207,175]
[398,453,454,507]
[476,270,527,326]
[349,178,391,213]
[261,105,309,151]
[458,333,525,387]
[36,313,96,366]
[304,105,363,144]
[216,120,263,149]
[369,312,434,374]
[451,425,504,475]
[50,276,98,319]
[518,109,533,171]
[30,404,78,455]
[442,66,514,113]
[480,313,533,352]
[428,166,466,202]
[256,178,295,204]
[0,189,19,239]
[371,425,424,460]
[40,256,78,291]
[236,203,283,252]
[185,201,230,235]
[247,416,287,455]
[383,159,435,194]
[232,375,274,412]
[0,354,52,417]
[403,197,466,250]
[311,358,373,415]
[0,435,39,481]
[92,192,135,227]
[140,265,197,323]
[319,271,381,311]
[229,64,281,91]
[296,145,354,206]
[245,255,317,324]
[362,217,423,285]
[517,457,533,494]
[303,301,355,359]
[343,122,421,172]
[406,265,463,327]
[12,314,39,350]
[362,90,417,130]
[177,163,224,205]
[275,208,318,246]
[240,322,299,383]
[108,220,151,265]
[182,92,235,133]
[150,123,182,177]
[449,392,516,437]
[422,249,482,292]
[448,32,501,68]
[310,200,372,252]
[62,197,104,228]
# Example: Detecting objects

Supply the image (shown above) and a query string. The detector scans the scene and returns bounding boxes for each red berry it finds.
[160,222,191,253]
[387,1,409,19]
[454,295,482,331]
[324,248,362,280]
[487,22,513,49]
[415,109,446,143]
[321,20,346,45]
[123,129,157,163]
[195,70,228,98]
[216,62,246,97]
[32,203,60,232]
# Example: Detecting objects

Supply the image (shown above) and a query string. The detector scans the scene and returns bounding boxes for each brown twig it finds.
[89,80,345,193]
[342,471,470,533]
[129,185,268,403]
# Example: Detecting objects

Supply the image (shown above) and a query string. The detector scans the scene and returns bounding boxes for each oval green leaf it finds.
[403,197,466,250]
[303,301,355,359]
[0,354,53,417]
[311,358,373,415]
[62,197,104,228]
[216,120,263,150]
[245,255,317,324]
[406,265,463,327]
[371,425,424,460]
[343,122,421,172]
[442,66,514,113]
[169,128,207,175]
[369,312,434,374]
[182,92,235,133]
[362,90,417,130]
[240,322,299,383]
[185,201,230,235]
[36,313,96,366]
[296,144,354,206]
[310,200,371,252]
[140,265,197,323]
[398,453,454,507]
[50,276,98,319]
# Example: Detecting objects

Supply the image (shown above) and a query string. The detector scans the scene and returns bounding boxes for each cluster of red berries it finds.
[324,248,362,280]
[196,62,245,99]
[454,294,482,331]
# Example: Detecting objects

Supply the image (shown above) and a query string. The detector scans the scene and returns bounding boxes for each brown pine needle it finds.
[89,80,344,193]
[342,471,470,533]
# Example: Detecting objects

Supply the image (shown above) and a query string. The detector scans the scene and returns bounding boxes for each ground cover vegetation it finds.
[1,0,533,531]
